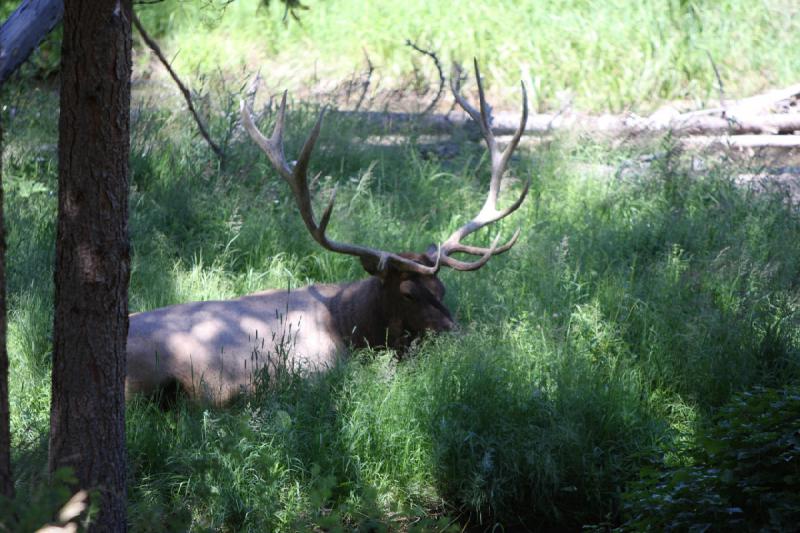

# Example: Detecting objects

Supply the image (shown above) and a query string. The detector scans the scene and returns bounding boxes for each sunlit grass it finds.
[132,0,800,112]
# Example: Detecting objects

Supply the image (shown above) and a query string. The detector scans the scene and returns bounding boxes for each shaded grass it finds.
[3,83,800,529]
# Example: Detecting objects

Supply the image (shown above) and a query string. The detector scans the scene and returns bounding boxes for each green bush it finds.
[0,467,95,532]
[621,385,800,532]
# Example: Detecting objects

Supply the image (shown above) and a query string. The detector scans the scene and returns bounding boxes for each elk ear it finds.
[424,244,439,265]
[360,256,389,281]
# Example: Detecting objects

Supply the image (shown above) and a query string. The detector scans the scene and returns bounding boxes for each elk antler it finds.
[240,93,440,275]
[437,59,530,271]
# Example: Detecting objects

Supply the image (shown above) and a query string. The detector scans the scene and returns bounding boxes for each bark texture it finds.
[48,1,132,531]
[0,102,12,500]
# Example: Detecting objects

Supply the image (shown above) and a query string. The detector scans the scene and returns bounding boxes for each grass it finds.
[3,74,799,529]
[129,0,800,112]
[10,0,799,111]
[3,0,800,529]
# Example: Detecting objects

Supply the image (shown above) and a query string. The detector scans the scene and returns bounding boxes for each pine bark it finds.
[48,1,132,531]
[0,96,12,500]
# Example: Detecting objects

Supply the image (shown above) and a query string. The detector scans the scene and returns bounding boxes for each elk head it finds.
[240,60,529,350]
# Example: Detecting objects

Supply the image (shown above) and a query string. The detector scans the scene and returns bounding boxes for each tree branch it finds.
[132,12,223,161]
[405,39,445,114]
[0,0,64,86]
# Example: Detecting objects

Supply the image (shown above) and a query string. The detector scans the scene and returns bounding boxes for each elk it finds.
[126,61,529,404]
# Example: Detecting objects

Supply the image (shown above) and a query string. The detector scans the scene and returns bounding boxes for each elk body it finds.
[125,61,530,404]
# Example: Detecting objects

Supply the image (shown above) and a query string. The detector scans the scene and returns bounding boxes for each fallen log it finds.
[722,83,800,115]
[681,134,800,150]
[335,106,800,137]
[333,81,800,140]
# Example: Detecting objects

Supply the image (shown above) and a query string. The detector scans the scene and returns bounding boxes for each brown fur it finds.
[126,252,454,404]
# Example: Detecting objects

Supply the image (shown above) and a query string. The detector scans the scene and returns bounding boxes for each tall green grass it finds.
[3,75,799,529]
[133,0,800,112]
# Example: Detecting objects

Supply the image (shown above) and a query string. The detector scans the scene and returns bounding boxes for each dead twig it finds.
[354,48,374,111]
[405,39,445,114]
[706,51,726,111]
[446,63,468,116]
[133,12,224,161]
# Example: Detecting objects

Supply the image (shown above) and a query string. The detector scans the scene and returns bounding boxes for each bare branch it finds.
[354,49,374,112]
[405,39,446,114]
[132,12,224,161]
[706,51,726,110]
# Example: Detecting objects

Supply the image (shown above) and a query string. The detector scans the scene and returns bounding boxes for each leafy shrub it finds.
[0,467,95,532]
[621,385,800,531]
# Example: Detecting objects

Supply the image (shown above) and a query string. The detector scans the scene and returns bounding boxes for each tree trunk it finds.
[0,97,12,501]
[48,1,131,531]
[0,0,64,85]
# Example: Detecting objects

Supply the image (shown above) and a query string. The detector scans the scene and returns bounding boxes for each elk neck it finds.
[321,276,403,351]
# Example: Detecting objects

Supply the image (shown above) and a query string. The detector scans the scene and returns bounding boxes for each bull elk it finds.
[126,61,530,403]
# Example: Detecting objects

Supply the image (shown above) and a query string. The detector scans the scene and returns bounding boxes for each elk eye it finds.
[402,292,415,302]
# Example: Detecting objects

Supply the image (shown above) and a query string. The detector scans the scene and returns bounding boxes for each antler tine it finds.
[439,233,502,271]
[450,62,487,139]
[287,104,326,235]
[439,61,530,270]
[442,227,521,258]
[240,98,439,275]
[473,58,496,154]
[239,91,293,182]
[270,91,289,168]
[495,80,528,198]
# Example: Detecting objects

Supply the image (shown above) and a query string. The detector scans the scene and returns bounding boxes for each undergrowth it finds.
[621,385,800,532]
[3,75,800,530]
